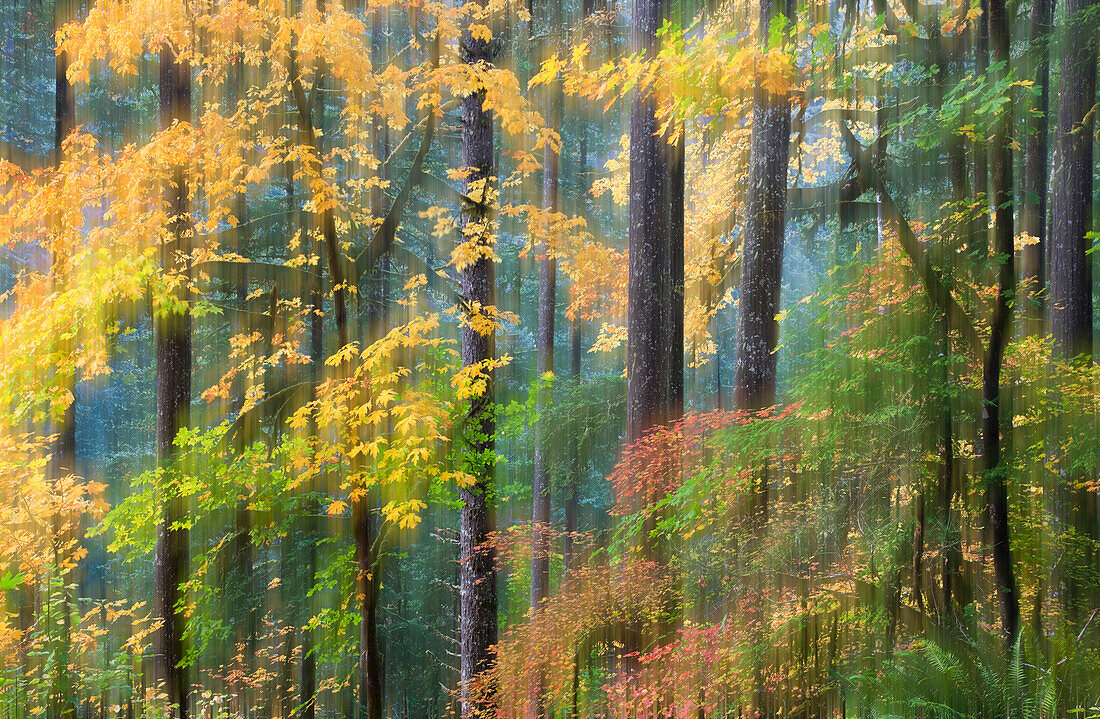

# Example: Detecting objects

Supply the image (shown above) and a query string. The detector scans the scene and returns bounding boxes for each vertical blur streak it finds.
[531,0,560,623]
[48,2,77,716]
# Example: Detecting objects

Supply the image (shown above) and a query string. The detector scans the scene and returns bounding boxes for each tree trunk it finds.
[458,22,501,719]
[982,0,1020,641]
[1020,0,1053,315]
[1048,0,1097,623]
[734,0,792,414]
[154,44,192,719]
[355,503,383,719]
[669,133,685,423]
[734,0,793,534]
[1048,0,1095,358]
[626,0,670,445]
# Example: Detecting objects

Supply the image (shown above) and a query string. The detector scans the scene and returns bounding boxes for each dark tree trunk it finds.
[1048,0,1095,359]
[982,0,1020,641]
[669,133,685,423]
[1048,0,1097,623]
[626,0,670,445]
[734,0,793,535]
[1021,0,1053,312]
[458,23,501,719]
[355,504,383,719]
[154,44,192,719]
[733,0,792,414]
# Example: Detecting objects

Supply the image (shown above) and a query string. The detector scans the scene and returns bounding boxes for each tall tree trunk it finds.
[154,44,192,719]
[1049,0,1095,359]
[1021,0,1053,316]
[626,0,670,445]
[1048,0,1097,623]
[458,21,501,719]
[734,0,792,413]
[982,0,1020,641]
[734,0,793,531]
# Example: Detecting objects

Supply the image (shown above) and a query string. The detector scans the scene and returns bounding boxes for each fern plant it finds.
[840,632,1075,719]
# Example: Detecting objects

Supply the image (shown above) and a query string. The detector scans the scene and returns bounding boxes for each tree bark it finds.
[626,0,670,445]
[154,44,192,719]
[459,22,501,719]
[734,0,793,536]
[1048,0,1097,623]
[982,0,1020,641]
[1020,0,1053,313]
[733,0,792,414]
[1048,0,1095,358]
[669,133,685,423]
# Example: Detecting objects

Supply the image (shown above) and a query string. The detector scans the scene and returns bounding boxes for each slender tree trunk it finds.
[154,44,192,719]
[459,21,501,719]
[1021,0,1053,315]
[982,0,1020,641]
[50,3,77,714]
[355,503,383,719]
[669,133,685,423]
